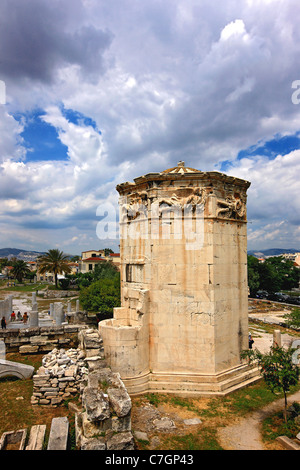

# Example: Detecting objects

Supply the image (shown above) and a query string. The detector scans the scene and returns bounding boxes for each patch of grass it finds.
[145,393,163,407]
[2,283,49,292]
[221,381,300,418]
[6,353,43,371]
[144,381,300,421]
[161,427,223,451]
[0,353,78,443]
[144,393,205,416]
[198,396,232,418]
[100,380,110,393]
[167,396,202,415]
[136,438,150,450]
[262,411,300,442]
[226,382,277,416]
[198,381,300,425]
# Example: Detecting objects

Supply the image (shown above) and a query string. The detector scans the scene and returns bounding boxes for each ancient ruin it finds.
[99,162,260,395]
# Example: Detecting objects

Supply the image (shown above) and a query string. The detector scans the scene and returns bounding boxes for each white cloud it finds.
[220,19,248,41]
[225,149,300,248]
[0,0,300,253]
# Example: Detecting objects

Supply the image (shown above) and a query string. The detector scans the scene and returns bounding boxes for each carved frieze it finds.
[120,187,207,222]
[157,187,207,214]
[216,193,246,220]
[120,181,247,223]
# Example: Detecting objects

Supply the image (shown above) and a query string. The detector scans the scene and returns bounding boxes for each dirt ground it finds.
[217,390,300,450]
[131,396,211,450]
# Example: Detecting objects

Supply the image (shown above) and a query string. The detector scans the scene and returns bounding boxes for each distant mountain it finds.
[248,248,300,258]
[1,247,299,261]
[0,248,45,260]
[0,248,77,261]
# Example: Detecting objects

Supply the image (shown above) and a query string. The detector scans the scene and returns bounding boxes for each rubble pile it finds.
[31,348,87,406]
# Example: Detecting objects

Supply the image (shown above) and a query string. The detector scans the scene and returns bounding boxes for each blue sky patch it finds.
[219,133,300,172]
[13,106,101,162]
[60,106,101,134]
[237,133,300,160]
[14,109,69,162]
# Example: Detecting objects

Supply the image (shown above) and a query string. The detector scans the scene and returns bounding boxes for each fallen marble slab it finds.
[0,359,34,380]
[26,425,46,450]
[47,417,69,450]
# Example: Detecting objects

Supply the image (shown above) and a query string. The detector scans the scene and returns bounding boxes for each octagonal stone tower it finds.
[99,162,259,395]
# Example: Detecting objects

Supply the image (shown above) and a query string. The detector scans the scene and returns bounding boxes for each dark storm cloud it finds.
[0,0,113,83]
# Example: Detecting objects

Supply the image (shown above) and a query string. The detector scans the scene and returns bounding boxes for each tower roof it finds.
[116,161,250,193]
[162,161,201,174]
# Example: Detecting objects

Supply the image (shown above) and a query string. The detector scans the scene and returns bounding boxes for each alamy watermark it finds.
[0,80,6,104]
[291,340,300,365]
[96,198,205,250]
[291,80,300,104]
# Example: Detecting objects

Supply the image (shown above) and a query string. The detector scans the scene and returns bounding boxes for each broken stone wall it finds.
[30,327,134,450]
[0,325,85,354]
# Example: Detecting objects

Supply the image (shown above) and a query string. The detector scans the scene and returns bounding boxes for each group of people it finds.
[10,311,25,322]
[1,311,28,329]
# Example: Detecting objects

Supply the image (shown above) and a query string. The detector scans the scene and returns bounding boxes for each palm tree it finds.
[11,260,31,283]
[38,249,71,288]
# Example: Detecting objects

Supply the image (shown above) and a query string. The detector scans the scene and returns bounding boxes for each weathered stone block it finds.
[111,415,131,432]
[26,425,46,450]
[81,411,111,437]
[83,387,110,422]
[47,417,69,450]
[81,436,106,450]
[106,431,134,451]
[276,436,300,450]
[19,345,39,354]
[107,387,131,417]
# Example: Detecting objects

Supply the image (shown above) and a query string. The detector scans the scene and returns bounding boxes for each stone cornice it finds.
[116,164,250,195]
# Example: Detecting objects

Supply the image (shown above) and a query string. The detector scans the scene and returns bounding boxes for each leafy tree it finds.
[93,261,118,280]
[284,307,300,330]
[0,257,9,270]
[79,276,120,315]
[247,255,300,295]
[241,345,300,422]
[76,261,119,289]
[26,270,36,283]
[11,260,31,283]
[257,261,281,294]
[247,255,260,296]
[38,249,71,288]
[59,278,71,290]
[264,257,299,291]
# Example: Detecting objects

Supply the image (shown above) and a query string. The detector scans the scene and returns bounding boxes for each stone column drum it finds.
[99,162,259,395]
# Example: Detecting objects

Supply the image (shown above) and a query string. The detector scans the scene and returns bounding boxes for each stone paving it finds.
[249,326,298,354]
[248,299,300,353]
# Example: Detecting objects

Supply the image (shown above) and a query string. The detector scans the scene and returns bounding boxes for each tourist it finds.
[17,311,22,321]
[1,316,6,329]
[23,312,28,324]
[249,334,254,349]
[11,311,16,322]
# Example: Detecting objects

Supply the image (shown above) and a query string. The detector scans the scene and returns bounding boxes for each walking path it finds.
[218,390,300,450]
[218,308,300,451]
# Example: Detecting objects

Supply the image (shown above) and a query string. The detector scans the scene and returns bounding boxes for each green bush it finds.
[79,275,120,315]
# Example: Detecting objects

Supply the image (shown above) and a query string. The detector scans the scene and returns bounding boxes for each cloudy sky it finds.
[0,0,300,255]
